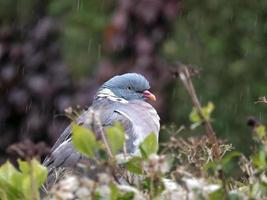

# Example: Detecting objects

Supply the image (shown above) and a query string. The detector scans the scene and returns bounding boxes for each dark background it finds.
[0,0,266,163]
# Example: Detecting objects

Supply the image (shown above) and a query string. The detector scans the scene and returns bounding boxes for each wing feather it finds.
[43,98,159,171]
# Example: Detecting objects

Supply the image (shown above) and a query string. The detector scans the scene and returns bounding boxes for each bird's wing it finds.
[43,98,160,170]
[91,98,160,154]
[110,100,160,153]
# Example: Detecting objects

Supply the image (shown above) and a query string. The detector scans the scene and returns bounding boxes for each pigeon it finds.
[43,73,160,186]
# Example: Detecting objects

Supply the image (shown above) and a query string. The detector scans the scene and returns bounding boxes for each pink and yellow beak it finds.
[142,90,156,101]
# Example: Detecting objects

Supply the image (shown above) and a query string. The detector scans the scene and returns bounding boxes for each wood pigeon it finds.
[43,73,160,184]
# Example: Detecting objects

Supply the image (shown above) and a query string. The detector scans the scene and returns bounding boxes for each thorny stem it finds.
[175,63,221,159]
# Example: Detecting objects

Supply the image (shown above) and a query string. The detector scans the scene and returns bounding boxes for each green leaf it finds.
[202,101,215,120]
[21,159,48,187]
[0,162,24,200]
[106,123,125,155]
[255,125,266,139]
[189,108,201,123]
[0,159,47,200]
[32,159,48,187]
[221,151,241,164]
[110,183,135,200]
[119,192,134,200]
[110,183,120,200]
[139,133,158,158]
[0,161,23,186]
[0,181,23,200]
[72,123,97,158]
[252,148,267,170]
[209,188,225,200]
[125,157,143,174]
[206,151,242,179]
[18,159,48,199]
[204,161,217,176]
[189,102,215,126]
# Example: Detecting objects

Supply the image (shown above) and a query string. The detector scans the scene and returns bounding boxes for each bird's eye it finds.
[127,86,132,90]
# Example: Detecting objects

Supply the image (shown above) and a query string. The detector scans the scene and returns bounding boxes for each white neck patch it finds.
[98,88,116,97]
[96,88,128,104]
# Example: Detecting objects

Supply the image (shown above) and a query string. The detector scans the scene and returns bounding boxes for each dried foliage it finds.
[7,139,50,161]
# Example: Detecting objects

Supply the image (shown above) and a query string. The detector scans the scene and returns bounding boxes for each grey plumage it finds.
[42,73,160,188]
[43,98,159,167]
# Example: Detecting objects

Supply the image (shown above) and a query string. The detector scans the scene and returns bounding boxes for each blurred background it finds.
[0,0,266,163]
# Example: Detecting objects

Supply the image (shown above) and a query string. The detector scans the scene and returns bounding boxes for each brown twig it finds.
[91,110,131,185]
[174,63,221,159]
[93,111,114,159]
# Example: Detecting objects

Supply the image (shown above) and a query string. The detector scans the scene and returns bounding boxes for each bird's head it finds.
[97,73,156,101]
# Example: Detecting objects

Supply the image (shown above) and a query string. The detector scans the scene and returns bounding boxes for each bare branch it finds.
[93,111,114,159]
[174,63,221,159]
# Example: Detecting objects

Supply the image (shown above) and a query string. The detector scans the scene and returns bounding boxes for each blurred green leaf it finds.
[0,162,24,200]
[119,192,135,200]
[0,182,23,200]
[0,159,47,200]
[209,188,225,200]
[202,102,215,120]
[204,162,216,176]
[125,157,143,174]
[139,133,158,158]
[205,151,241,178]
[19,159,48,188]
[221,151,242,166]
[189,108,201,123]
[221,151,242,178]
[72,123,97,159]
[189,102,215,129]
[252,148,267,170]
[110,183,134,200]
[19,159,47,199]
[106,123,125,155]
[255,125,266,140]
[110,183,120,200]
[0,161,23,187]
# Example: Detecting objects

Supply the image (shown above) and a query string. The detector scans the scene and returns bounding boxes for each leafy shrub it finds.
[0,159,47,200]
[1,101,267,199]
